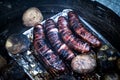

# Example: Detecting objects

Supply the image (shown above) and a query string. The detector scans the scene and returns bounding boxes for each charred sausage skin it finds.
[44,19,75,60]
[68,11,101,47]
[58,16,90,53]
[33,24,65,72]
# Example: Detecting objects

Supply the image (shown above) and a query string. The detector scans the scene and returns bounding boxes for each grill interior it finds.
[0,0,120,80]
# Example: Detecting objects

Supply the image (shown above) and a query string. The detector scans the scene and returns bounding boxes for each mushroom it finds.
[22,7,43,27]
[5,34,30,54]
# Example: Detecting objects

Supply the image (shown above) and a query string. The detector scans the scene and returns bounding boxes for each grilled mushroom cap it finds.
[71,54,96,73]
[5,34,30,54]
[22,7,43,27]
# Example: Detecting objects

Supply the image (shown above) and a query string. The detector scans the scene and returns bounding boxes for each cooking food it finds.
[5,34,30,54]
[44,19,75,60]
[104,73,119,80]
[68,11,101,47]
[54,75,76,80]
[4,8,119,80]
[117,58,120,70]
[22,7,43,27]
[0,55,7,69]
[0,61,28,80]
[71,54,96,73]
[57,16,90,53]
[33,24,65,72]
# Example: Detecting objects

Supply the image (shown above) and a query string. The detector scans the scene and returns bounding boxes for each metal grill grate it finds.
[96,0,120,16]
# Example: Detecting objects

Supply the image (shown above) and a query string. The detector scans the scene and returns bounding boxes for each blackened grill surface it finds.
[0,0,120,79]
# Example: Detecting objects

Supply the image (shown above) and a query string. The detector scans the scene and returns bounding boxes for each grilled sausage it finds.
[58,16,90,53]
[68,11,101,47]
[44,19,75,61]
[33,24,65,72]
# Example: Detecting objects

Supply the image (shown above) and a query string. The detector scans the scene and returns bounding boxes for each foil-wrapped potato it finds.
[22,7,43,27]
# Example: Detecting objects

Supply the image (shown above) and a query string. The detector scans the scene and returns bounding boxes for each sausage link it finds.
[58,16,90,53]
[33,24,65,72]
[44,19,75,60]
[68,11,101,47]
